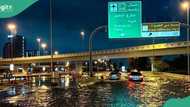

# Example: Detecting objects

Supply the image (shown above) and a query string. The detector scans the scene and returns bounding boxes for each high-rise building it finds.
[3,42,11,58]
[3,35,25,58]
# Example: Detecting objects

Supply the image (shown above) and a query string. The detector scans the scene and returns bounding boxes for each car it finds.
[109,72,121,80]
[130,69,139,72]
[128,71,143,82]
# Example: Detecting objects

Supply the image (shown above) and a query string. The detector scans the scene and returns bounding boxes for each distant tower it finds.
[3,42,11,58]
[3,35,25,58]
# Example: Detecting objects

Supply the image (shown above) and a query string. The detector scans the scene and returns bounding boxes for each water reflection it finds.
[0,75,189,107]
[7,87,16,96]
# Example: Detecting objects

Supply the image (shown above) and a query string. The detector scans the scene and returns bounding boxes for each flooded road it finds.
[0,73,189,107]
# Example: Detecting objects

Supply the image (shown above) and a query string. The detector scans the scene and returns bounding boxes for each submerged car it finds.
[128,71,143,82]
[109,72,121,80]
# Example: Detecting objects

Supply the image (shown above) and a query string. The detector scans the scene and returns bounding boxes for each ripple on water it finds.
[0,77,189,107]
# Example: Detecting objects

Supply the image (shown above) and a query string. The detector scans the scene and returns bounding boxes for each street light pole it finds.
[37,38,41,56]
[49,0,53,72]
[7,23,17,72]
[186,5,190,81]
[80,31,85,51]
[88,25,107,77]
[37,38,41,70]
[181,0,190,81]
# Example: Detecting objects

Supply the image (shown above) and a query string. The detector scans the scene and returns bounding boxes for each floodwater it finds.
[0,74,189,107]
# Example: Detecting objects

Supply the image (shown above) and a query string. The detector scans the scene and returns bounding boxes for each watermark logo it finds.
[0,0,38,18]
[163,96,190,107]
[0,4,12,12]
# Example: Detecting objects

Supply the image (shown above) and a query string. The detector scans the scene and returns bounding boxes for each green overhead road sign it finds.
[108,1,142,39]
[0,0,38,18]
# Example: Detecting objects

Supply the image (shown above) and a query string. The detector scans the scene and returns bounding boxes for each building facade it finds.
[3,42,11,58]
[3,35,25,58]
[25,50,39,57]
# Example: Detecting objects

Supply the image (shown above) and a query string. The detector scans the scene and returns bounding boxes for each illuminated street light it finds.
[80,31,85,53]
[41,43,47,55]
[7,23,17,72]
[54,51,59,55]
[7,23,16,30]
[80,31,85,37]
[41,43,47,49]
[181,1,189,10]
[7,23,17,34]
[54,51,59,66]
[36,37,42,68]
[181,1,190,81]
[37,38,41,43]
[36,38,41,56]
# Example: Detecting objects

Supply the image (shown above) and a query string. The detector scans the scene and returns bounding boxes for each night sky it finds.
[0,0,188,56]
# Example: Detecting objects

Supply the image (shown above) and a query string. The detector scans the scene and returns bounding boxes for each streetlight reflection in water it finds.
[65,75,70,88]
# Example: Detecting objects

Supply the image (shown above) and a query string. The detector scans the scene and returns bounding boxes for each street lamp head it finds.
[41,43,47,49]
[80,31,85,36]
[37,38,41,43]
[80,31,85,40]
[181,1,189,10]
[54,51,59,55]
[7,23,17,34]
[7,23,16,31]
